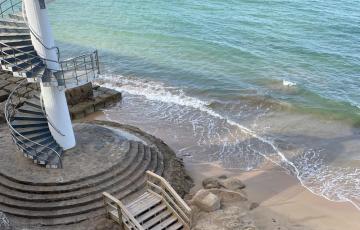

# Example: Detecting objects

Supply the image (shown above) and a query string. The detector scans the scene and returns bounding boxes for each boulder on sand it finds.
[202,177,222,189]
[192,189,221,212]
[220,177,246,190]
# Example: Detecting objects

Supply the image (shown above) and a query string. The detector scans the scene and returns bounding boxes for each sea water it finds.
[48,0,360,209]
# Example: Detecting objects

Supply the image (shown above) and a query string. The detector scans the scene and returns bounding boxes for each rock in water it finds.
[202,177,222,189]
[192,189,221,212]
[220,177,246,190]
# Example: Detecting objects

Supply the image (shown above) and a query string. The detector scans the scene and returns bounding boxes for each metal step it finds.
[18,104,43,115]
[13,114,47,122]
[23,98,42,109]
[0,50,37,65]
[0,39,32,47]
[0,26,29,34]
[0,33,30,40]
[7,58,42,72]
[8,14,24,22]
[0,18,27,27]
[16,63,45,78]
[14,127,49,136]
[11,120,48,128]
[0,45,34,56]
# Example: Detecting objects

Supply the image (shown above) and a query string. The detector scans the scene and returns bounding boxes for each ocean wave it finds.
[96,73,360,211]
[282,79,297,87]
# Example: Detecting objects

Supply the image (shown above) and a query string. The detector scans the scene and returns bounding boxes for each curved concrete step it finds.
[0,141,140,194]
[0,142,150,205]
[1,144,164,225]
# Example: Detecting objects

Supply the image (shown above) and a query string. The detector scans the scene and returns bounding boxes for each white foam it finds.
[283,79,297,87]
[96,74,360,211]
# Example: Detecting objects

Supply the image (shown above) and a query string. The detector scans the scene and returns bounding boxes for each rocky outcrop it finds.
[220,177,246,190]
[191,189,221,212]
[202,175,246,190]
[202,177,222,189]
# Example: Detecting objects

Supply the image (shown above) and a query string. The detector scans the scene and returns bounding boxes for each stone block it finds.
[69,101,95,120]
[192,189,221,212]
[0,79,10,90]
[66,82,94,106]
[202,177,222,189]
[3,84,18,93]
[220,178,246,190]
[0,90,9,102]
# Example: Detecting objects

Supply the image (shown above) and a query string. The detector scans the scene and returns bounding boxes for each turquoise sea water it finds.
[49,0,360,124]
[48,1,360,210]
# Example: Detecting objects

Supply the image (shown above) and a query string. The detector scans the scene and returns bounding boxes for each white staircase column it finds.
[24,0,75,150]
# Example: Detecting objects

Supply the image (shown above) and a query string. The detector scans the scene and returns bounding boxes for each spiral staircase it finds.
[1,0,100,168]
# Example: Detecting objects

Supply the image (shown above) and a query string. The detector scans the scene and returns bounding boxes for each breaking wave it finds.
[96,73,360,211]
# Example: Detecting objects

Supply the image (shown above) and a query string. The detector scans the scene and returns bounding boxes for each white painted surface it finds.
[24,0,75,150]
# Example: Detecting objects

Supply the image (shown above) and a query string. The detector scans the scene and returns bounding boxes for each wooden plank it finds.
[128,195,162,217]
[146,171,191,213]
[142,210,172,229]
[166,221,184,230]
[136,203,167,224]
[151,215,178,230]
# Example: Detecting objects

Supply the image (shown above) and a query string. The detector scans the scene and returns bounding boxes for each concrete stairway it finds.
[0,140,164,226]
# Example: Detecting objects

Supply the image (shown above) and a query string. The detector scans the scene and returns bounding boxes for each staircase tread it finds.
[1,44,33,51]
[151,215,178,230]
[0,141,140,194]
[0,25,28,29]
[0,173,147,218]
[14,111,44,118]
[136,203,167,224]
[1,38,31,43]
[11,119,48,125]
[127,193,162,217]
[142,210,173,229]
[16,61,44,73]
[166,221,184,230]
[0,142,154,208]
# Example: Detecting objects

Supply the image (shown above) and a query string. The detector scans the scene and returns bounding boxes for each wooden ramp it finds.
[103,171,191,230]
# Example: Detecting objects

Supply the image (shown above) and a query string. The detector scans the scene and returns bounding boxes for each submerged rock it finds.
[192,189,221,212]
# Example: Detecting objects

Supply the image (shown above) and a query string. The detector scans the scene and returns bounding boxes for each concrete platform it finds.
[0,123,130,184]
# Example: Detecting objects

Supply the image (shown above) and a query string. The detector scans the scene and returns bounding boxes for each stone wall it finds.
[0,71,122,123]
[67,84,122,120]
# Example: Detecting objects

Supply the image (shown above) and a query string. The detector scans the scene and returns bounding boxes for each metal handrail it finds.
[4,79,63,168]
[0,0,22,18]
[0,0,100,87]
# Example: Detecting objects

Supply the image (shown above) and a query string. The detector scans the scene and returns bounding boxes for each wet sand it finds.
[186,161,360,230]
[87,111,360,230]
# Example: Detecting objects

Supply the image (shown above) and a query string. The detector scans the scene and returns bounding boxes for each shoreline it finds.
[88,111,360,230]
[186,161,360,230]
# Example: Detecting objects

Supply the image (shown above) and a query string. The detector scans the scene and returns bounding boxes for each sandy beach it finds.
[87,109,360,230]
[186,161,360,230]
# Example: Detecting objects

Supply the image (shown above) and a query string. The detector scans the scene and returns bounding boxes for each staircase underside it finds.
[0,122,165,228]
